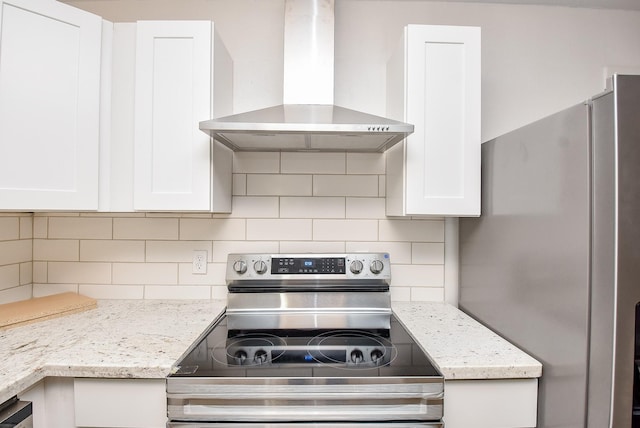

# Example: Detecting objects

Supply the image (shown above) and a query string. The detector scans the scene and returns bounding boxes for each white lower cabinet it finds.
[19,378,166,428]
[386,24,481,217]
[443,378,538,428]
[74,378,166,427]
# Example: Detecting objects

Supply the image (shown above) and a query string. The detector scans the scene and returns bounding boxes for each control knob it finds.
[350,349,364,364]
[254,349,268,364]
[370,348,384,364]
[370,259,384,274]
[233,350,247,365]
[350,260,364,274]
[254,260,268,275]
[233,260,247,274]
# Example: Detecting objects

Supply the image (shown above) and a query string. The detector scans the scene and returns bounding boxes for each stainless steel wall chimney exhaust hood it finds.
[199,0,414,152]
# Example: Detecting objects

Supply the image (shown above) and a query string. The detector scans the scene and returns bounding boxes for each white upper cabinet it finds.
[386,25,481,217]
[132,21,233,212]
[0,0,105,211]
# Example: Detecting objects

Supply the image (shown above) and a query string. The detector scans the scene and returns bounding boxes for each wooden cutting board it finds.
[0,292,97,330]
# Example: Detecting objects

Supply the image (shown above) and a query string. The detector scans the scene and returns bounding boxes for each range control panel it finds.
[226,253,391,284]
[273,257,346,274]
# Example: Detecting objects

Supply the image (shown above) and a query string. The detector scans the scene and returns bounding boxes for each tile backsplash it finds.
[0,213,33,303]
[1,152,447,303]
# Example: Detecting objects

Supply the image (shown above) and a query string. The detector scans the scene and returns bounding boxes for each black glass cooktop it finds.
[171,313,441,378]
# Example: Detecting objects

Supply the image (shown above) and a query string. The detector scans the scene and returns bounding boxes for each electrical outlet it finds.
[192,250,207,274]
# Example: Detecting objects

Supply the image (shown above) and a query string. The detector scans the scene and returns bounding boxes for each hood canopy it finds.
[199,0,413,152]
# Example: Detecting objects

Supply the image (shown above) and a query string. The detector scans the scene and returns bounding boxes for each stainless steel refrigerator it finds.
[459,74,640,428]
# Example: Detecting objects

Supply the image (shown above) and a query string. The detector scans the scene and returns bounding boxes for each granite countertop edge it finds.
[0,299,542,403]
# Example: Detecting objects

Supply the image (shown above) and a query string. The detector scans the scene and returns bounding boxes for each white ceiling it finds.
[392,0,640,11]
[61,0,640,10]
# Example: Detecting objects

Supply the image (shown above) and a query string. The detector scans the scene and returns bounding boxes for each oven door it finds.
[168,423,443,427]
[167,377,443,425]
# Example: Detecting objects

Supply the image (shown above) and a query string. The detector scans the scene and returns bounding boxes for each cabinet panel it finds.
[386,25,480,217]
[133,21,232,211]
[443,378,538,428]
[0,0,102,210]
[74,378,166,427]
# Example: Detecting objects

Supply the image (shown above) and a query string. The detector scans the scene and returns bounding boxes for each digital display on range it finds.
[272,257,345,274]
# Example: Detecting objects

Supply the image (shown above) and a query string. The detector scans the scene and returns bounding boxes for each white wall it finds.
[63,0,640,140]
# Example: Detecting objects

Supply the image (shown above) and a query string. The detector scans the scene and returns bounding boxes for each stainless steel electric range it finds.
[167,253,444,427]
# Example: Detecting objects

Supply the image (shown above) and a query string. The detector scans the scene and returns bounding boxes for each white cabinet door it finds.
[74,378,166,427]
[0,0,103,211]
[386,25,480,217]
[443,378,538,428]
[133,21,233,212]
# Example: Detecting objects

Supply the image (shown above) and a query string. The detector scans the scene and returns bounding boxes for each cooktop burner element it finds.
[221,330,396,368]
[167,253,444,427]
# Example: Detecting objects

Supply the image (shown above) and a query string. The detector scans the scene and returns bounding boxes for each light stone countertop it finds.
[0,299,541,404]
[392,301,542,380]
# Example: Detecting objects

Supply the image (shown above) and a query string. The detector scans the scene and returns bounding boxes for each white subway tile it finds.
[144,285,211,300]
[234,152,280,173]
[33,283,79,297]
[113,218,179,240]
[212,285,228,300]
[379,219,444,242]
[279,241,345,253]
[45,212,80,217]
[247,174,312,196]
[389,286,411,302]
[33,262,47,283]
[0,284,32,304]
[0,217,19,241]
[212,241,279,262]
[20,216,33,239]
[112,263,177,285]
[345,197,385,219]
[20,262,32,285]
[313,175,378,197]
[178,263,224,285]
[180,218,246,241]
[346,153,385,174]
[231,197,279,218]
[281,153,345,174]
[82,212,145,217]
[411,287,445,302]
[390,264,444,287]
[0,240,32,265]
[145,241,212,263]
[280,197,345,218]
[412,243,445,265]
[233,174,247,195]
[48,217,112,239]
[345,242,411,264]
[33,239,79,262]
[81,240,146,262]
[48,262,111,284]
[247,219,312,241]
[313,219,378,241]
[0,265,19,291]
[79,284,144,300]
[33,217,48,239]
[209,263,227,287]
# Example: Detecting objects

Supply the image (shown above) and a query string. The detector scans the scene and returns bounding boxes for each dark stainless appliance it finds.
[0,396,32,428]
[459,74,640,427]
[167,253,443,427]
